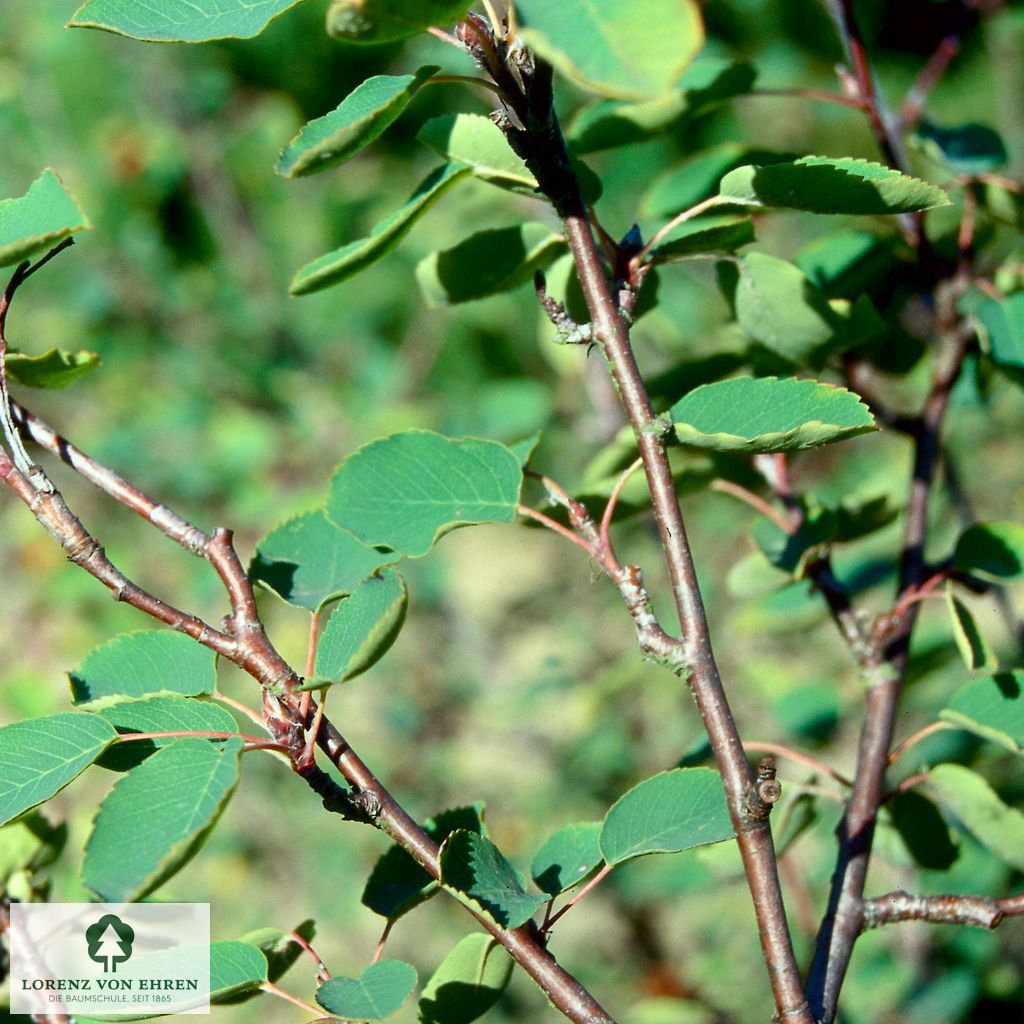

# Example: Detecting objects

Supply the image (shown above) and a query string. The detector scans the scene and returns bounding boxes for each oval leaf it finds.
[250,510,396,613]
[94,696,238,772]
[69,0,306,41]
[69,630,217,707]
[418,933,513,1024]
[6,348,100,389]
[652,214,754,262]
[362,804,485,920]
[439,831,545,929]
[925,763,1024,871]
[941,672,1024,754]
[516,0,705,101]
[953,522,1024,582]
[238,920,315,986]
[0,714,116,826]
[670,376,876,453]
[417,115,537,195]
[277,68,438,178]
[290,163,470,295]
[210,941,269,1002]
[317,961,418,1021]
[0,169,90,269]
[327,431,523,557]
[719,157,950,215]
[310,570,408,687]
[530,822,603,897]
[327,0,471,43]
[599,767,733,865]
[416,223,565,306]
[83,737,242,902]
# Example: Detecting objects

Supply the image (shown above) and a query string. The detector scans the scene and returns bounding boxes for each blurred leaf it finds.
[568,59,755,152]
[975,293,1024,374]
[953,521,1024,581]
[888,789,959,870]
[946,585,998,672]
[318,961,418,1020]
[69,0,306,41]
[277,68,439,178]
[0,168,90,268]
[237,920,315,986]
[516,0,704,101]
[832,494,900,542]
[530,821,603,896]
[251,511,396,613]
[914,121,1008,175]
[652,215,754,262]
[508,433,541,468]
[752,507,836,575]
[669,376,875,453]
[327,431,522,557]
[69,631,217,707]
[773,792,818,855]
[925,763,1024,871]
[796,230,894,299]
[0,813,67,884]
[290,164,472,295]
[362,805,485,919]
[719,157,950,215]
[83,737,242,901]
[417,223,565,306]
[94,696,237,771]
[418,933,513,1024]
[721,253,844,367]
[439,830,545,928]
[209,942,269,1002]
[418,114,535,194]
[942,671,1024,753]
[599,768,733,865]
[0,713,116,827]
[309,569,408,686]
[6,348,100,388]
[327,0,470,43]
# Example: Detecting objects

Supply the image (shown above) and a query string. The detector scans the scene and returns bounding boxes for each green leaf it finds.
[0,713,116,826]
[796,230,894,298]
[439,830,545,928]
[516,0,705,101]
[718,157,950,215]
[570,61,756,153]
[530,822,603,897]
[651,214,754,262]
[941,672,1024,753]
[0,169,90,269]
[599,768,733,865]
[69,630,217,707]
[277,68,438,178]
[327,0,471,43]
[752,506,837,575]
[418,933,513,1024]
[309,570,408,687]
[975,293,1024,374]
[915,121,1008,175]
[669,376,876,453]
[721,252,844,367]
[93,696,238,772]
[251,510,395,613]
[925,763,1024,871]
[887,790,959,871]
[946,584,998,672]
[317,961,418,1021]
[83,737,242,902]
[417,114,536,195]
[327,431,522,557]
[953,522,1024,581]
[6,348,101,389]
[209,942,269,1002]
[0,812,67,885]
[416,223,565,306]
[69,0,306,41]
[363,805,485,920]
[290,163,471,295]
[231,920,315,993]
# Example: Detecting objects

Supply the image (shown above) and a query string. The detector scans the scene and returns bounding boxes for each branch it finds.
[862,891,1024,931]
[473,24,812,1023]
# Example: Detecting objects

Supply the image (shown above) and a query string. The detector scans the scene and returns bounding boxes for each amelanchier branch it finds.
[861,891,1024,931]
[462,16,812,1023]
[0,256,618,1024]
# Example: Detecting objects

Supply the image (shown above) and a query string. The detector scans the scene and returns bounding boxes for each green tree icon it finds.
[86,914,135,973]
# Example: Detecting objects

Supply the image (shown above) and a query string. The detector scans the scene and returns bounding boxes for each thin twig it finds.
[748,87,865,110]
[862,890,1024,931]
[743,741,852,788]
[372,919,395,965]
[114,729,270,745]
[710,479,795,535]
[288,929,330,982]
[260,982,323,1016]
[518,503,599,559]
[636,195,725,265]
[881,771,930,803]
[599,457,643,555]
[887,720,953,765]
[543,864,613,932]
[212,692,269,730]
[900,34,961,130]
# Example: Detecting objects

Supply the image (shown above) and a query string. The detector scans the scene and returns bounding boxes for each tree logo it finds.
[85,914,135,973]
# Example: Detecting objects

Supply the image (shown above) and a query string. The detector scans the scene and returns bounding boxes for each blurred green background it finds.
[1,1,1023,1021]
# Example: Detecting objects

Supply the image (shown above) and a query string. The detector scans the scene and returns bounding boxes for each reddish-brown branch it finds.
[862,890,1024,931]
[543,864,614,932]
[900,35,962,130]
[710,479,795,535]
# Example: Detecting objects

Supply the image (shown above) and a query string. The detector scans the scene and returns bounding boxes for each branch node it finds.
[744,757,781,822]
[534,272,594,345]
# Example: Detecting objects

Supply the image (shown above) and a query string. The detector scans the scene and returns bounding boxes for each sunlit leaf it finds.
[942,672,1024,754]
[0,169,90,268]
[327,0,471,43]
[317,961,418,1020]
[953,522,1024,581]
[975,293,1024,374]
[6,348,100,388]
[530,822,603,897]
[651,215,754,262]
[418,934,512,1024]
[209,942,268,1003]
